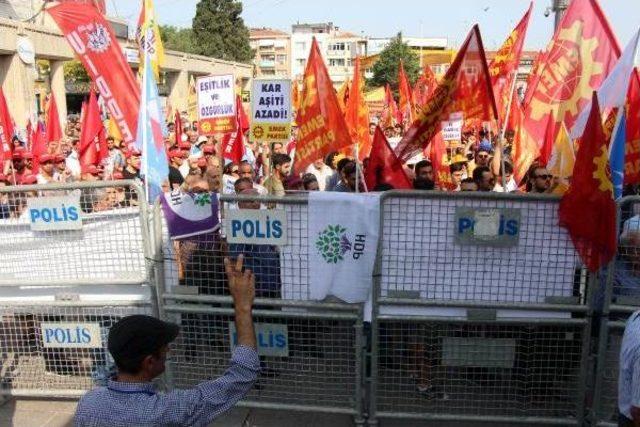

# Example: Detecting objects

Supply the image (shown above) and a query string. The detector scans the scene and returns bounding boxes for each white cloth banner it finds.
[308,192,380,303]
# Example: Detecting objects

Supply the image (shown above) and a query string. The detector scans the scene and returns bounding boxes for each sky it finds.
[109,0,640,51]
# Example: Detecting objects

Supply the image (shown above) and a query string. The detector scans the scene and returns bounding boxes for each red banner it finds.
[625,69,640,184]
[48,3,140,145]
[523,0,620,147]
[0,87,14,163]
[394,25,497,163]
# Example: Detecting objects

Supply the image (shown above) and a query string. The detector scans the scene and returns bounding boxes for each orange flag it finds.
[336,78,351,113]
[430,130,455,191]
[398,60,414,125]
[365,126,412,190]
[294,38,353,174]
[381,84,399,128]
[523,0,620,148]
[488,3,532,126]
[45,93,63,145]
[292,80,300,113]
[0,86,14,163]
[395,25,497,163]
[344,57,372,160]
[625,69,640,184]
[540,111,556,166]
[79,88,108,171]
[559,92,616,272]
[413,65,438,108]
[511,93,540,183]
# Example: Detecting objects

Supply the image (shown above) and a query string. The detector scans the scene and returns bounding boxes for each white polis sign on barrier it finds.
[229,322,289,357]
[224,209,287,246]
[41,322,103,349]
[26,194,82,231]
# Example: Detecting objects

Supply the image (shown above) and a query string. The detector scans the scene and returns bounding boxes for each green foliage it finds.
[159,25,197,54]
[63,60,90,82]
[191,0,253,63]
[368,33,420,95]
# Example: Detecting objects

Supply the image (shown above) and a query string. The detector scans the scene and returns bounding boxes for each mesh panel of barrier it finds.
[379,194,582,305]
[162,200,311,300]
[0,304,152,395]
[0,183,147,286]
[595,320,625,427]
[611,198,640,308]
[165,306,359,411]
[375,318,585,420]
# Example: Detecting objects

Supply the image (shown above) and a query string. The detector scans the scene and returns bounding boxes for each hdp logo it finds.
[193,192,211,207]
[316,225,366,264]
[316,225,352,264]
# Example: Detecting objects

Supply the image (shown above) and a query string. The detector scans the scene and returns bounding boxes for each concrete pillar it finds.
[49,60,67,127]
[0,53,36,128]
[167,69,188,112]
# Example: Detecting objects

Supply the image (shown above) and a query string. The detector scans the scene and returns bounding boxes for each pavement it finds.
[0,397,547,427]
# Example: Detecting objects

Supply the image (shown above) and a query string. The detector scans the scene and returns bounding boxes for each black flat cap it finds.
[108,315,180,362]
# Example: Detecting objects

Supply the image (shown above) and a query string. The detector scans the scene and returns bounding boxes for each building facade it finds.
[249,28,291,78]
[290,22,366,88]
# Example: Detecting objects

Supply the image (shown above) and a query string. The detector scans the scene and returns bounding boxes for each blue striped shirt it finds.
[74,345,260,427]
[619,311,640,418]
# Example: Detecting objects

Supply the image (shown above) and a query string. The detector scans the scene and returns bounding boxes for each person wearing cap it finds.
[74,255,259,427]
[36,154,59,184]
[466,144,492,178]
[122,150,142,180]
[55,154,73,183]
[168,149,186,190]
[11,149,31,183]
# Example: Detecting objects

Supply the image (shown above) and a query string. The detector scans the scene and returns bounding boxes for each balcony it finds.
[260,60,276,68]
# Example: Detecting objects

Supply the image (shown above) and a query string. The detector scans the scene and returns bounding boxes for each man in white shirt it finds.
[620,310,640,426]
[305,159,333,191]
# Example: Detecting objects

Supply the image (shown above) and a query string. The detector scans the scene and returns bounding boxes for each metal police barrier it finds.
[0,300,154,397]
[370,191,591,426]
[156,194,365,425]
[591,196,640,426]
[0,181,157,397]
[0,181,151,287]
[592,317,626,427]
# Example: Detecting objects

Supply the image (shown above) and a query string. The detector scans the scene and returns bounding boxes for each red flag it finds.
[540,112,556,166]
[221,95,246,164]
[79,89,107,170]
[344,57,372,160]
[45,94,63,145]
[31,120,47,173]
[174,110,182,144]
[395,25,498,162]
[293,38,353,173]
[48,3,140,145]
[430,131,455,191]
[237,97,250,134]
[559,92,616,273]
[523,0,621,148]
[0,87,14,163]
[365,126,412,191]
[625,69,640,184]
[489,3,532,126]
[398,60,415,125]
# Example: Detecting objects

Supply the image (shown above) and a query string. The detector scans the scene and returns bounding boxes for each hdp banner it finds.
[161,190,219,240]
[308,192,380,303]
[48,2,140,145]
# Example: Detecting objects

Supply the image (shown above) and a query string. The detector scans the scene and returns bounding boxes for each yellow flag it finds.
[108,115,123,141]
[548,122,576,179]
[187,75,197,122]
[336,78,350,113]
[136,0,165,78]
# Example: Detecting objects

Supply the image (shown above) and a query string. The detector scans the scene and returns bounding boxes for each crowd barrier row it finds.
[0,181,637,426]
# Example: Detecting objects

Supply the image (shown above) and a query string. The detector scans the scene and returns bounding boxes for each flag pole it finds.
[499,71,519,192]
[142,39,151,204]
[355,142,359,193]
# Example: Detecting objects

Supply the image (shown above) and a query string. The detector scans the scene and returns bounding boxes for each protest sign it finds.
[197,74,236,135]
[251,79,292,143]
[441,112,463,141]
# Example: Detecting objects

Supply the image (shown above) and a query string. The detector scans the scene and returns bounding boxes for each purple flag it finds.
[160,190,219,239]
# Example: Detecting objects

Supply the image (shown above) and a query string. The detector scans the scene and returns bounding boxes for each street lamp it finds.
[544,0,569,31]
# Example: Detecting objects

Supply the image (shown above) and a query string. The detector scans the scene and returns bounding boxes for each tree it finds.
[63,60,90,83]
[191,0,253,63]
[159,25,198,54]
[368,33,420,95]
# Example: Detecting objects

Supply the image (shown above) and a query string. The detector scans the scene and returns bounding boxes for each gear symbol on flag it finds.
[530,21,604,123]
[593,145,613,193]
[298,74,317,117]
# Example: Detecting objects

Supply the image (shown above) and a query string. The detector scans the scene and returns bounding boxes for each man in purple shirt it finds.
[74,255,260,427]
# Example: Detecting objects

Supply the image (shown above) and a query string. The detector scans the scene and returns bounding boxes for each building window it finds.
[261,69,276,76]
[297,58,306,67]
[329,58,345,67]
[261,54,275,61]
[329,42,346,51]
[295,42,306,51]
[276,55,287,65]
